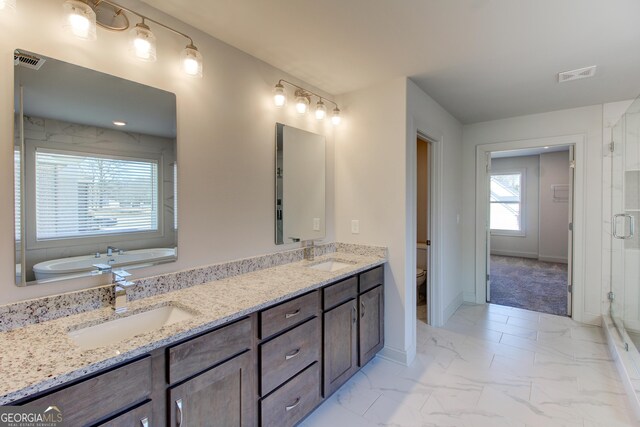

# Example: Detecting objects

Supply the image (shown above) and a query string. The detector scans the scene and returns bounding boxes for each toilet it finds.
[416,268,426,302]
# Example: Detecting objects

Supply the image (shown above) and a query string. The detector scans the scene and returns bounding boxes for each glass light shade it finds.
[0,0,16,11]
[63,0,97,40]
[315,100,327,120]
[129,22,157,62]
[273,84,286,107]
[295,95,309,114]
[181,44,203,78]
[331,107,341,125]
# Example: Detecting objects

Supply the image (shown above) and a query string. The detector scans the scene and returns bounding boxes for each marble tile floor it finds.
[301,303,637,427]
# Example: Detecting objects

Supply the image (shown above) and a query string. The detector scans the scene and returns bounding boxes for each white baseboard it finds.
[463,291,476,303]
[379,343,416,366]
[538,255,568,264]
[443,291,464,324]
[490,250,538,259]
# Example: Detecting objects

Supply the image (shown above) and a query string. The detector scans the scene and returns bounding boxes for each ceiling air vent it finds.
[558,65,597,83]
[14,51,46,70]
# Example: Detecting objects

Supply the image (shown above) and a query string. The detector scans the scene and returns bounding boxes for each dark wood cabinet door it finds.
[168,351,255,427]
[359,285,384,366]
[323,299,358,396]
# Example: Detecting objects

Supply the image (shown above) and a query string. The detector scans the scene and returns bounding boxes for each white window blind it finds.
[490,172,523,232]
[35,150,158,240]
[14,150,20,242]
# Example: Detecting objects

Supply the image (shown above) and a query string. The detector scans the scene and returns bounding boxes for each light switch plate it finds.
[351,220,360,234]
[313,218,320,231]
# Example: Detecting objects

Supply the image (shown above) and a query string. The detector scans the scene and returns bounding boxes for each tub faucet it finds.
[303,240,315,261]
[112,269,134,314]
[106,246,119,257]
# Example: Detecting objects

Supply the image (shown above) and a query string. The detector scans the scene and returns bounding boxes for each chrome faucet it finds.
[106,246,120,257]
[112,269,134,314]
[303,240,315,261]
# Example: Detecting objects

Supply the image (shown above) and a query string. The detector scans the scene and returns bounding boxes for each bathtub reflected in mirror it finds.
[14,49,178,286]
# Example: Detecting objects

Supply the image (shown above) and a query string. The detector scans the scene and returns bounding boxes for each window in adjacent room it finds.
[490,171,524,235]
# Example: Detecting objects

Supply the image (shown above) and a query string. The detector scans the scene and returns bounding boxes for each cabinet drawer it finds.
[96,401,152,427]
[260,291,319,339]
[359,265,384,293]
[168,317,252,384]
[260,317,320,395]
[323,276,357,311]
[26,357,151,426]
[261,362,321,427]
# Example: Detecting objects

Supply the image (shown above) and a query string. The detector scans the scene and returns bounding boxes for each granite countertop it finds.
[0,252,385,404]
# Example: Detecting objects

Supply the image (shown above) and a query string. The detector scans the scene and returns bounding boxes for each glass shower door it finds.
[611,99,640,357]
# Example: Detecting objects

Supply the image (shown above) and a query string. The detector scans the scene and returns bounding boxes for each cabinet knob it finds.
[140,417,149,427]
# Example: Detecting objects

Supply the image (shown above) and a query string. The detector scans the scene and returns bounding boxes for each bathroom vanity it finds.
[2,254,385,427]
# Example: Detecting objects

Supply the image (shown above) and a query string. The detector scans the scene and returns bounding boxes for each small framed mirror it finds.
[275,123,326,244]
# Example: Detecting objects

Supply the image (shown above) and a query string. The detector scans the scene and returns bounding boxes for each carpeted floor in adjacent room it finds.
[490,255,568,316]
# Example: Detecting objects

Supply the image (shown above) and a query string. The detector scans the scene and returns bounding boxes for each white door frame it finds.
[407,120,444,329]
[475,134,586,321]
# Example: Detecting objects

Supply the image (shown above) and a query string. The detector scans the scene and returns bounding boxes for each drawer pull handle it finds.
[285,397,301,411]
[285,309,301,319]
[176,398,183,427]
[361,301,365,318]
[352,305,357,324]
[285,348,301,360]
[140,417,149,427]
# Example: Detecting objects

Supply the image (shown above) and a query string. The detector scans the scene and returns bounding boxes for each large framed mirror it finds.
[14,49,178,286]
[275,123,326,244]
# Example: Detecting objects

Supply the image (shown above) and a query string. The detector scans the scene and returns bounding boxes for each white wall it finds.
[539,151,570,263]
[462,105,603,324]
[490,156,540,259]
[406,80,464,329]
[334,78,409,362]
[334,77,463,364]
[1,0,337,303]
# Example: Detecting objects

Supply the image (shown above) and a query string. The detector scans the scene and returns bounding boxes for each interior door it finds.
[567,146,575,316]
[486,153,492,302]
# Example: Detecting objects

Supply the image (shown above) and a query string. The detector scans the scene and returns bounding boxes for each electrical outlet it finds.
[351,220,360,234]
[313,218,320,231]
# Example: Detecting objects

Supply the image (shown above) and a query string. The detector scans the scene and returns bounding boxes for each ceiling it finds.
[143,0,640,124]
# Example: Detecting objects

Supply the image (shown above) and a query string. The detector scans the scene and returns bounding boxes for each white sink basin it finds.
[68,305,195,351]
[308,260,354,272]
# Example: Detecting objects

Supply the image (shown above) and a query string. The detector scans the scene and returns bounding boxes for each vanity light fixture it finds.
[62,0,203,77]
[273,79,342,125]
[0,0,16,11]
[129,19,156,61]
[63,0,97,40]
[112,120,126,126]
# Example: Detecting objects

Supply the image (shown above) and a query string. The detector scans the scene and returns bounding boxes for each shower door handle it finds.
[613,214,635,239]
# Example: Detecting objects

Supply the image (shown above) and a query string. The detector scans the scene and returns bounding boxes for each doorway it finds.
[486,145,574,316]
[416,136,432,324]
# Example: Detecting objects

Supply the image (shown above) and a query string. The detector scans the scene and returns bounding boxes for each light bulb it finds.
[295,95,309,114]
[315,100,327,120]
[331,107,341,125]
[0,0,16,11]
[129,21,156,61]
[63,0,96,40]
[273,83,286,107]
[181,44,203,78]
